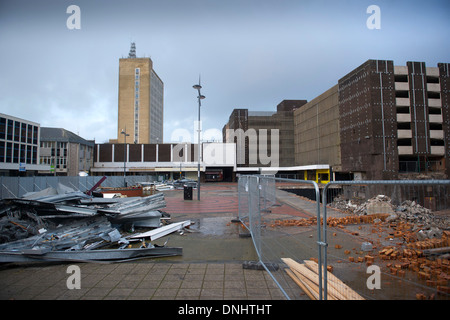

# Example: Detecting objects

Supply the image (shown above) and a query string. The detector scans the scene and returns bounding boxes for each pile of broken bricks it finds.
[269,194,450,299]
[331,196,450,299]
[268,213,390,229]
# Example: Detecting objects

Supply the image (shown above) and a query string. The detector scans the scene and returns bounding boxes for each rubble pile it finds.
[331,194,394,215]
[331,194,449,231]
[0,184,189,263]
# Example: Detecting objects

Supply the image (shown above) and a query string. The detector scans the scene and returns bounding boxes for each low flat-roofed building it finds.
[92,142,237,182]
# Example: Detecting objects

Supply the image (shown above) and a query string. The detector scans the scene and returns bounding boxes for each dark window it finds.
[430,139,445,146]
[21,123,27,143]
[428,91,440,99]
[13,143,19,163]
[430,123,443,130]
[32,146,37,164]
[20,144,26,163]
[426,76,439,84]
[0,117,6,139]
[429,107,442,115]
[397,139,412,146]
[394,74,408,82]
[0,141,4,162]
[27,125,33,143]
[395,91,409,98]
[33,126,38,145]
[27,146,32,164]
[14,122,20,142]
[6,142,12,162]
[7,120,13,140]
[397,122,411,130]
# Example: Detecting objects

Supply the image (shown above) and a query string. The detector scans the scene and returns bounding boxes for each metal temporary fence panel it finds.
[263,176,324,300]
[260,174,277,210]
[237,175,323,300]
[321,179,450,300]
[1,177,18,198]
[248,175,262,258]
[238,175,249,224]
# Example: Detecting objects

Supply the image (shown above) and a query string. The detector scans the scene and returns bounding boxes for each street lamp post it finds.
[121,128,130,187]
[193,81,205,201]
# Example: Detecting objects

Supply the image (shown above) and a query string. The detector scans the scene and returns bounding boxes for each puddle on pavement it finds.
[189,216,237,237]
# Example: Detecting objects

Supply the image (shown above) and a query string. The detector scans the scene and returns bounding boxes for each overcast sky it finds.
[1,0,449,144]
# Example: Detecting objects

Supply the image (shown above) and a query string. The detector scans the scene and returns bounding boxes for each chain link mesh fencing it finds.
[238,175,323,300]
[322,180,450,300]
[238,176,450,300]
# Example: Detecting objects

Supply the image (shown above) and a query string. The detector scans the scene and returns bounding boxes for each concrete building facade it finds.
[39,128,95,176]
[0,113,49,176]
[112,43,164,144]
[222,100,307,171]
[294,85,340,174]
[294,59,450,180]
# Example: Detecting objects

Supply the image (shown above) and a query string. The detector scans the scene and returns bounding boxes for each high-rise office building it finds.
[113,43,164,144]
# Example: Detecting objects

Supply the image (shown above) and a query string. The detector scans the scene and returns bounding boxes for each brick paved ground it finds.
[0,262,287,300]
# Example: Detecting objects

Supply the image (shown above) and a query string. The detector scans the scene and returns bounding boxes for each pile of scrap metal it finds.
[0,184,190,263]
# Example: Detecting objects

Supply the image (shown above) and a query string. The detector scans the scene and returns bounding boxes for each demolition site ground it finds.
[0,182,449,300]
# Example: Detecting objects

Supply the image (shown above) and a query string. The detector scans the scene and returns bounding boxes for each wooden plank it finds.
[303,260,365,300]
[285,268,317,300]
[304,260,364,300]
[291,268,338,300]
[282,258,318,283]
[290,268,321,299]
[282,258,339,300]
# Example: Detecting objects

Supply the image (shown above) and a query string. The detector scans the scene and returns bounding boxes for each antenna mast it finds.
[128,42,136,58]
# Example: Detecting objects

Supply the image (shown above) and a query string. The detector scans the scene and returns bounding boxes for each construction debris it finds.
[331,194,395,215]
[0,246,182,263]
[330,194,449,240]
[0,184,190,263]
[130,220,192,241]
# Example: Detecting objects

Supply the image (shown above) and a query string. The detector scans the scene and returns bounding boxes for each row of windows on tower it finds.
[134,68,140,142]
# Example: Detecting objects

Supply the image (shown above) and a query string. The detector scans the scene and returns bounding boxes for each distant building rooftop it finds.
[40,127,94,147]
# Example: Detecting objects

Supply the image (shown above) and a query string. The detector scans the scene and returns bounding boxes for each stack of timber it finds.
[282,258,364,300]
